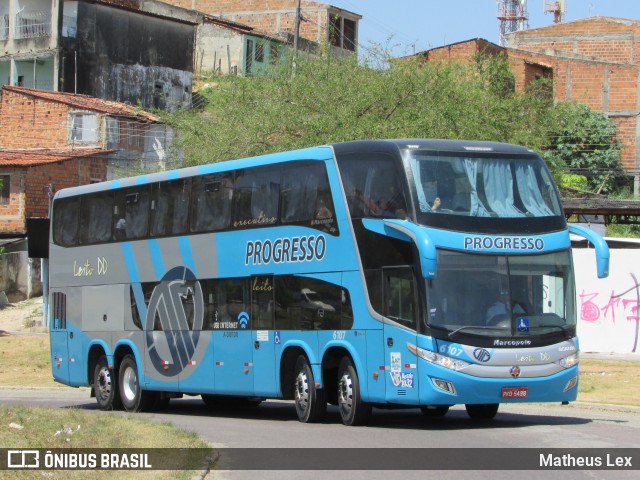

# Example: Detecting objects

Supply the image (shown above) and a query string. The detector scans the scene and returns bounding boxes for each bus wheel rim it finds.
[122,366,137,402]
[97,367,112,401]
[295,370,310,413]
[338,372,353,415]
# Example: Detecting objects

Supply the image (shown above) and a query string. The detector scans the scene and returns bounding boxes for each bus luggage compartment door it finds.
[50,329,70,384]
[50,291,70,384]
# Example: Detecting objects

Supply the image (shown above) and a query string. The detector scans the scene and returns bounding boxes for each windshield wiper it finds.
[446,325,507,338]
[533,324,573,338]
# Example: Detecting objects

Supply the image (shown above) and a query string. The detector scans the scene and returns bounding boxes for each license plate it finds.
[501,386,528,398]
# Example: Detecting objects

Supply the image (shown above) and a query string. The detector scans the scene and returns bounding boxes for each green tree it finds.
[542,102,626,194]
[164,49,553,166]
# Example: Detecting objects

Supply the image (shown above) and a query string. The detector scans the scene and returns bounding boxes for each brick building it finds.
[409,17,640,193]
[0,86,174,179]
[0,149,108,235]
[160,0,361,55]
[0,86,171,236]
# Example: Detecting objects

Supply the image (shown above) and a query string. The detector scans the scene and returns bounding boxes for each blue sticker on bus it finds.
[517,317,530,332]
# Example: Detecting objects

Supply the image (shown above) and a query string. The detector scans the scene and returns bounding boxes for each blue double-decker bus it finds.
[44,139,608,425]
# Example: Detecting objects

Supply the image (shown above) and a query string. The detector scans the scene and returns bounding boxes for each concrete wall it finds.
[574,245,640,354]
[196,21,244,74]
[0,252,43,302]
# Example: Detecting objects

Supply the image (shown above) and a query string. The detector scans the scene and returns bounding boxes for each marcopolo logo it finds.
[473,348,492,363]
[145,266,205,377]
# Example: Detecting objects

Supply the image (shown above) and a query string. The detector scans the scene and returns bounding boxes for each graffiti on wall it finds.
[578,273,639,353]
[574,248,640,354]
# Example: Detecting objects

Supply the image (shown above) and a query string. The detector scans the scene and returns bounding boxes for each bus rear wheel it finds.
[293,355,326,423]
[465,403,499,420]
[337,357,371,426]
[93,356,120,410]
[119,355,155,412]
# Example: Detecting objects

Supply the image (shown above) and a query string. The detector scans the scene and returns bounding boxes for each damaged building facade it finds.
[1,0,195,110]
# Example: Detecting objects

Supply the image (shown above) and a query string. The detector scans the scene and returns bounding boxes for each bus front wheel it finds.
[293,355,326,423]
[337,357,371,426]
[465,403,499,420]
[119,355,155,412]
[93,356,120,410]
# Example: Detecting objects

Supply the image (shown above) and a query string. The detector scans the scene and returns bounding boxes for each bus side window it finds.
[151,179,191,237]
[252,275,274,330]
[53,197,80,247]
[337,152,406,219]
[274,276,351,330]
[191,173,233,233]
[274,276,303,330]
[233,167,280,228]
[383,267,416,329]
[113,186,151,241]
[281,162,338,234]
[79,191,114,244]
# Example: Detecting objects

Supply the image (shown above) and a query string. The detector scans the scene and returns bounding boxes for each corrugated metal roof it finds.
[1,86,160,123]
[0,149,113,167]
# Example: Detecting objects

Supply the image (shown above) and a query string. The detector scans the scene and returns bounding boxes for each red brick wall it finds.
[611,116,637,171]
[163,0,333,41]
[421,39,503,63]
[507,49,639,171]
[416,35,640,173]
[0,169,25,233]
[0,89,72,149]
[508,18,640,65]
[0,158,107,234]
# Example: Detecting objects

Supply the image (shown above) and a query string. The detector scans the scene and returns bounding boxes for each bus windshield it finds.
[406,151,563,219]
[425,250,576,338]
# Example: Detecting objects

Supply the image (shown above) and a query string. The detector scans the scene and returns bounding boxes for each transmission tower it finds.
[544,0,566,24]
[497,0,529,45]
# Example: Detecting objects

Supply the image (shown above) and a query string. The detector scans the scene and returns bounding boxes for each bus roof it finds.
[331,139,537,156]
[53,139,537,200]
[53,144,335,200]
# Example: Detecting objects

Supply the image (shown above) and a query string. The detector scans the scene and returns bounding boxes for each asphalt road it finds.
[1,387,639,480]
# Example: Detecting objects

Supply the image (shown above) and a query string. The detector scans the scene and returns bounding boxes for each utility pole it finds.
[293,0,301,55]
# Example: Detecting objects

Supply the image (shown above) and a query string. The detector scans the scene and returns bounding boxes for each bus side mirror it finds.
[568,223,610,279]
[362,218,437,279]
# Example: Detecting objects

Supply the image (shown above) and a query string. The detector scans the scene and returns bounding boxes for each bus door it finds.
[251,275,277,396]
[382,267,420,404]
[50,291,70,384]
[211,278,254,395]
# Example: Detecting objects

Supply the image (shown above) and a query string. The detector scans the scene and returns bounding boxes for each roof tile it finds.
[0,148,113,167]
[2,86,160,123]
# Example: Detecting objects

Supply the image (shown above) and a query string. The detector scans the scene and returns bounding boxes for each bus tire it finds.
[420,405,450,417]
[465,403,499,420]
[337,357,371,426]
[293,355,326,423]
[93,356,120,411]
[119,354,154,412]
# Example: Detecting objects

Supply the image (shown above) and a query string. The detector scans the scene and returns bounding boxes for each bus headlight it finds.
[407,343,471,372]
[554,352,579,369]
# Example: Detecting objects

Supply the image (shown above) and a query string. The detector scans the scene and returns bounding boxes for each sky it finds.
[327,0,640,57]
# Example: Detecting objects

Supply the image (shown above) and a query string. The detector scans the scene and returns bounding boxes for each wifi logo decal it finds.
[238,312,250,329]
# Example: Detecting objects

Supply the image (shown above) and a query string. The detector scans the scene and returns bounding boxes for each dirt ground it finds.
[0,296,45,334]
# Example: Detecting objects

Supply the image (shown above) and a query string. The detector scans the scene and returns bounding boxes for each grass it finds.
[0,336,59,387]
[577,359,639,406]
[1,405,214,479]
